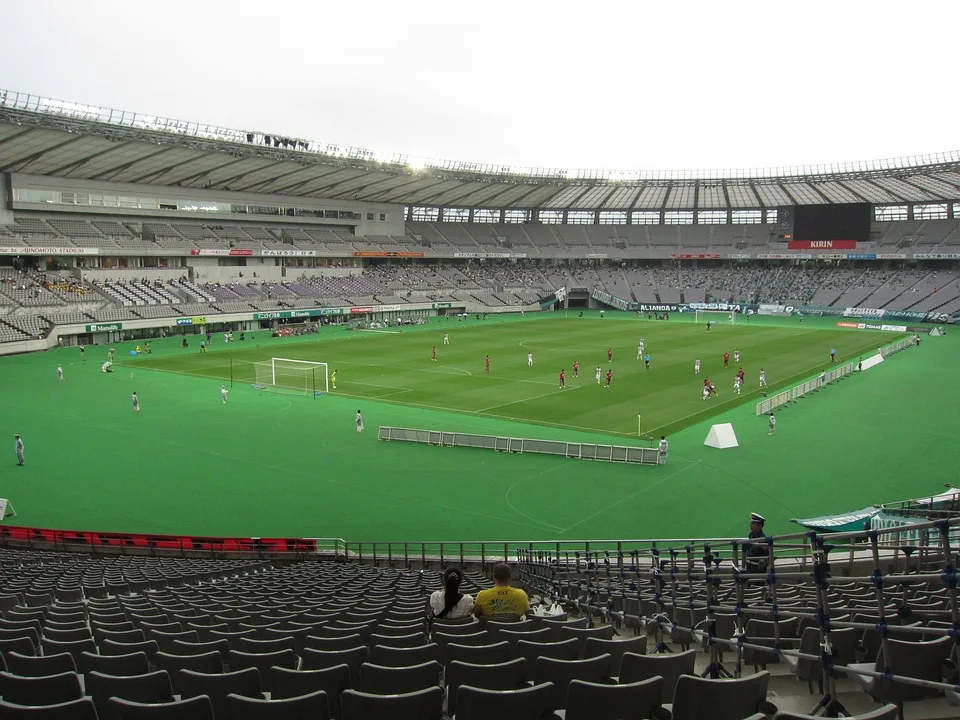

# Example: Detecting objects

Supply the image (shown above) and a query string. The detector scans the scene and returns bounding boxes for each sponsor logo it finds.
[261,249,317,257]
[350,306,373,314]
[175,318,193,326]
[189,248,254,257]
[0,246,100,255]
[877,254,907,259]
[788,240,857,250]
[352,251,426,258]
[586,253,608,259]
[686,302,742,312]
[452,252,526,259]
[843,307,885,318]
[757,253,812,259]
[671,254,721,259]
[913,253,960,260]
[758,304,794,315]
[836,322,861,329]
[192,317,207,325]
[846,254,877,260]
[637,304,679,312]
[85,323,122,332]
[432,302,453,309]
[727,253,752,259]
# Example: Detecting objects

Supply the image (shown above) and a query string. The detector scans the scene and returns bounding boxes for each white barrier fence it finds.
[756,337,913,416]
[378,426,662,465]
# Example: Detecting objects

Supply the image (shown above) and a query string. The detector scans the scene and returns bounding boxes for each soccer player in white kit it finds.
[759,369,767,388]
[694,357,701,374]
[595,366,602,384]
[527,352,534,367]
[768,412,776,435]
[658,436,668,464]
[734,376,742,395]
[221,385,228,404]
[356,410,364,433]
[734,349,740,363]
[132,392,140,412]
[57,364,63,382]
[443,332,449,345]
[637,339,645,359]
[702,385,711,400]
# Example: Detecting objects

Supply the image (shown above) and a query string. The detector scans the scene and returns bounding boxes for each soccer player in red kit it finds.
[605,369,612,387]
[737,368,745,383]
[723,352,730,367]
[572,361,579,378]
[607,348,613,362]
[485,355,490,373]
[558,369,565,389]
[432,346,437,362]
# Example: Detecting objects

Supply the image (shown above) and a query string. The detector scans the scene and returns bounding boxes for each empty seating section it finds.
[1,214,960,343]
[1,517,959,718]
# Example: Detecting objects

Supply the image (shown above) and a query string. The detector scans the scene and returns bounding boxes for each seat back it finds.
[107,694,216,720]
[583,636,648,677]
[565,677,665,720]
[455,682,555,720]
[618,649,698,703]
[533,654,611,709]
[444,640,511,670]
[0,670,83,707]
[179,668,263,720]
[359,660,441,695]
[671,671,771,720]
[226,689,330,720]
[227,649,299,692]
[368,643,440,668]
[340,686,443,720]
[559,625,616,658]
[271,664,350,717]
[154,652,223,694]
[301,646,368,683]
[446,658,528,717]
[85,670,174,719]
[4,652,76,678]
[0,696,97,719]
[773,704,899,720]
[515,638,581,669]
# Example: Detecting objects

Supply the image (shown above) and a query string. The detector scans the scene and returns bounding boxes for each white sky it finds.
[1,0,957,173]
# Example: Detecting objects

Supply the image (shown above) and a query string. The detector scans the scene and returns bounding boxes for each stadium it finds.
[1,76,960,719]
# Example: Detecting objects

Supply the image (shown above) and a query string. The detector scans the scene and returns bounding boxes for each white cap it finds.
[751,512,765,524]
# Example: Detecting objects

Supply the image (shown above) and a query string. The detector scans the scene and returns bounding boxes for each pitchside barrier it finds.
[378,426,661,465]
[756,336,913,416]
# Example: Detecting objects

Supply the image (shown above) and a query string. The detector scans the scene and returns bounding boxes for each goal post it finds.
[252,358,329,396]
[695,309,738,325]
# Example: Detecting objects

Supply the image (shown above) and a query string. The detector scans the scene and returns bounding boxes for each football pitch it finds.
[2,311,957,546]
[128,312,888,439]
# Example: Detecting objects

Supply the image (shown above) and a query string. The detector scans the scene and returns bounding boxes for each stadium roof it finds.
[2,89,960,212]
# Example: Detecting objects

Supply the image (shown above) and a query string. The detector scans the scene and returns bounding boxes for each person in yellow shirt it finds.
[474,562,530,618]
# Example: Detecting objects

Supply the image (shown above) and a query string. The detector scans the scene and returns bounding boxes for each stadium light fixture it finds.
[407,156,427,172]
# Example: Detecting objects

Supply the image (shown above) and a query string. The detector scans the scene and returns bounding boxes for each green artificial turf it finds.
[1,311,955,547]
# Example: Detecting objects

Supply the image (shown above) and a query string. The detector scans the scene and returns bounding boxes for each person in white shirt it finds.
[527,352,534,367]
[427,567,475,621]
[694,357,701,374]
[768,412,776,435]
[356,410,364,433]
[759,369,767,388]
[443,332,450,345]
[658,436,668,464]
[734,349,740,363]
[595,366,602,384]
[221,385,229,404]
[734,376,742,395]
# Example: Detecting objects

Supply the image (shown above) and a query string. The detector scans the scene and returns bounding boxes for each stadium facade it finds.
[0,88,959,353]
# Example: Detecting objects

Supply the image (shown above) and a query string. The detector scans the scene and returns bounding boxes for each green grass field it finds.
[131,312,891,439]
[2,310,956,546]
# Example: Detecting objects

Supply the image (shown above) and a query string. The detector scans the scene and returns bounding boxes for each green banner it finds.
[253,308,343,320]
[432,302,453,309]
[85,323,122,332]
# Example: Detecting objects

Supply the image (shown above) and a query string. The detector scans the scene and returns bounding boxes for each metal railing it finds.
[515,516,960,716]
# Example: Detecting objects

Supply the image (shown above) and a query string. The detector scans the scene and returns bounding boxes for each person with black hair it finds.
[427,567,475,620]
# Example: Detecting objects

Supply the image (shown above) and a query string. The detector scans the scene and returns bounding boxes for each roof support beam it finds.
[171,157,250,187]
[231,164,313,192]
[270,167,344,195]
[0,136,87,173]
[90,146,180,181]
[45,142,132,177]
[0,128,36,150]
[129,153,217,185]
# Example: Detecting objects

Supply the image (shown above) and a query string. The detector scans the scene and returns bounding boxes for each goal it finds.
[253,358,329,396]
[695,309,738,325]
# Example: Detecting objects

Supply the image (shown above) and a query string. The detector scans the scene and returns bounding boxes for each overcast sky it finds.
[1,0,956,173]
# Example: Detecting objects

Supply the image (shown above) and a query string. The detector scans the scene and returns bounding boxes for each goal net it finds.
[695,309,738,325]
[253,358,328,396]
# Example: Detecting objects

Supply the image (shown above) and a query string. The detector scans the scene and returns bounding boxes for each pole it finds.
[230,359,233,388]
[637,413,642,438]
